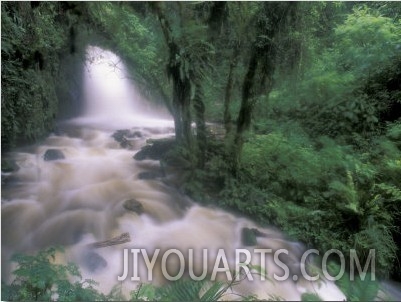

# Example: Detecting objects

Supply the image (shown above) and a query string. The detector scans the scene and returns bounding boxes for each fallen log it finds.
[88,232,131,249]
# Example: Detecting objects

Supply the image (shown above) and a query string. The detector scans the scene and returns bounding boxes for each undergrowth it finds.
[179,121,401,279]
[1,247,385,301]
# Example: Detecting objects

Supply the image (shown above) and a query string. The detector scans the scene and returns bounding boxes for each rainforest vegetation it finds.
[1,1,401,301]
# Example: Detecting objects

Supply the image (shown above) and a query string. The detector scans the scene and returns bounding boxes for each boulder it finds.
[133,138,175,161]
[83,251,107,272]
[251,228,269,238]
[131,131,143,138]
[240,227,271,246]
[44,149,65,161]
[1,159,19,173]
[120,137,132,149]
[112,129,128,142]
[123,199,144,214]
[112,129,143,149]
[241,227,257,246]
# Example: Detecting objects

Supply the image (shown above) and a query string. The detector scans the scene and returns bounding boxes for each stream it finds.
[1,46,358,301]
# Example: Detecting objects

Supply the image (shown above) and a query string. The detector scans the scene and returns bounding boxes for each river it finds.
[1,46,355,301]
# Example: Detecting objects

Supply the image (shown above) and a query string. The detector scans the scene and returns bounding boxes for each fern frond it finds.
[199,280,226,301]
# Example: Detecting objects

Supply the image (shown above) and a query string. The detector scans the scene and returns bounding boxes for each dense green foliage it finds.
[218,123,400,276]
[157,3,401,279]
[182,124,400,277]
[267,6,401,138]
[152,3,401,280]
[1,2,71,149]
[1,247,111,301]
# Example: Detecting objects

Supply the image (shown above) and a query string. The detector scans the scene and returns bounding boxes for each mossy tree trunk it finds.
[232,49,259,171]
[193,80,207,168]
[153,3,194,148]
[231,2,298,173]
[223,46,240,137]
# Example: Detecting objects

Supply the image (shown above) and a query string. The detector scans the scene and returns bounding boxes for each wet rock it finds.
[119,137,132,149]
[1,174,19,186]
[112,130,131,147]
[241,227,257,246]
[132,131,143,138]
[123,199,144,214]
[133,138,175,161]
[138,171,165,180]
[83,251,107,272]
[112,129,143,149]
[44,149,65,161]
[1,159,19,173]
[251,228,269,238]
[240,227,271,246]
[1,159,20,184]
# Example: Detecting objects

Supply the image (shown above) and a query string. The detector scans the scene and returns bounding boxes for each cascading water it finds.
[1,46,347,300]
[73,46,171,130]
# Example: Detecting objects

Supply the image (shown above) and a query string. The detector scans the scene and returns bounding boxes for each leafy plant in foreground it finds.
[2,247,107,301]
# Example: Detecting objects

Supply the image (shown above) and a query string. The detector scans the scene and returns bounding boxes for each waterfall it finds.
[72,45,173,130]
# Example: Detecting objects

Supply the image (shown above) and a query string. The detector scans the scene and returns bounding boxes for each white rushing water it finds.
[1,46,347,301]
[73,46,172,131]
